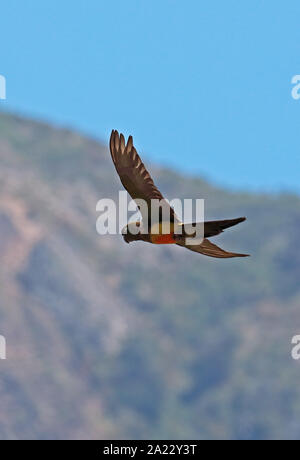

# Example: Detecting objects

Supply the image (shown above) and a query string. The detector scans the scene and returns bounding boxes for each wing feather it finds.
[109,130,178,224]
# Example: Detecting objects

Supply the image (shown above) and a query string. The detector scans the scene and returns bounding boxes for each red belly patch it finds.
[151,233,176,244]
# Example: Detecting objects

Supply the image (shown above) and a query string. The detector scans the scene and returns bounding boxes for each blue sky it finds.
[0,0,300,192]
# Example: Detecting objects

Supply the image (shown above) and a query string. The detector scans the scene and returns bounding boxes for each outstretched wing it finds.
[203,217,246,238]
[109,130,178,224]
[176,238,249,258]
[179,217,247,238]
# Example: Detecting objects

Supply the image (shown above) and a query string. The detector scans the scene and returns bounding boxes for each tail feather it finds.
[177,238,250,259]
[176,217,249,258]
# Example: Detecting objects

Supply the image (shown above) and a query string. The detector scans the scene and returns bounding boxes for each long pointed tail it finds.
[176,216,249,258]
[177,238,250,258]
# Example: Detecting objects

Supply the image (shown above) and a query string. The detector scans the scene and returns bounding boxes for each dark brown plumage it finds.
[109,130,249,258]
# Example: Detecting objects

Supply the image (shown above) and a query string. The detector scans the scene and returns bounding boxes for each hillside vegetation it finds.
[0,112,299,439]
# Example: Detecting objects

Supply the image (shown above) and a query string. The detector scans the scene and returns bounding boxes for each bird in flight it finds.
[109,130,249,258]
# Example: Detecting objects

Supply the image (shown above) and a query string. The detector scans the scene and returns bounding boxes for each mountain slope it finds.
[0,112,299,440]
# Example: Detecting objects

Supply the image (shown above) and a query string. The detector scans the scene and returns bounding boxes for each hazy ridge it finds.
[0,112,299,440]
